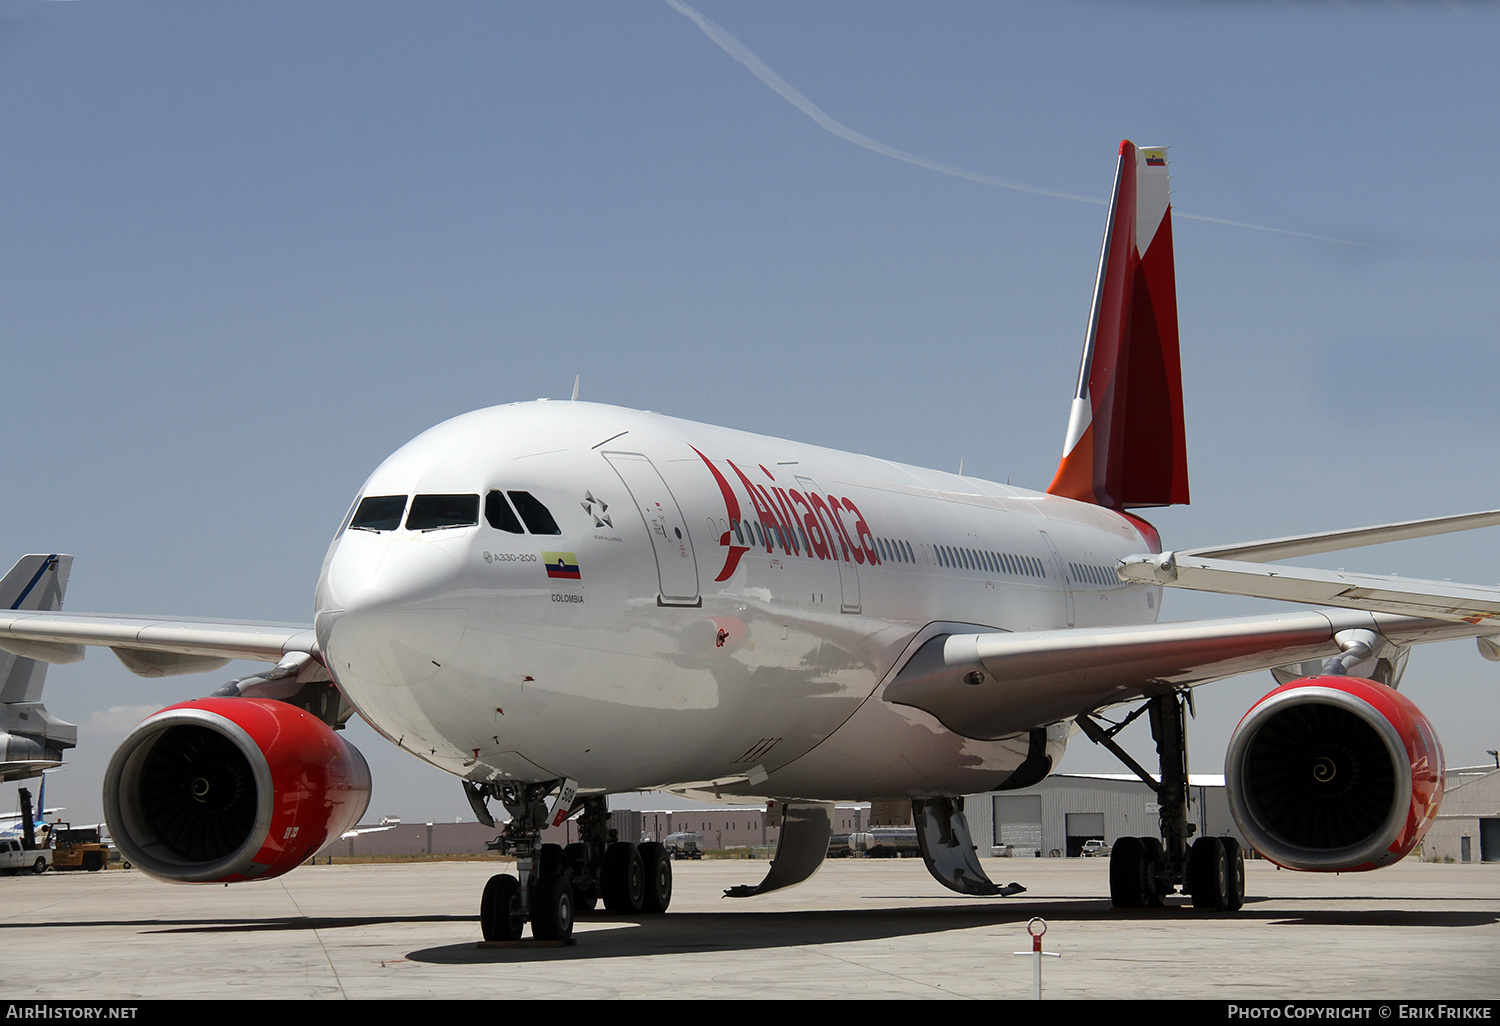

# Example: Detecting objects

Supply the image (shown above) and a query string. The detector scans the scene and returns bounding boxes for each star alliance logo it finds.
[580,490,612,529]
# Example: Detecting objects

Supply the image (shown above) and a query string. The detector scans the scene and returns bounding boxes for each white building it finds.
[964,773,1243,858]
[1421,765,1500,863]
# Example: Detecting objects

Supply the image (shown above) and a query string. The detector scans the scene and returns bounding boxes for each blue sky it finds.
[3,1,1498,826]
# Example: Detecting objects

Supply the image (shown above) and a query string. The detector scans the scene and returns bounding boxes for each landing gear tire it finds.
[1189,837,1230,911]
[1109,836,1148,909]
[530,873,575,942]
[480,874,524,941]
[537,842,565,879]
[563,843,599,914]
[1220,837,1246,911]
[601,841,644,914]
[1140,836,1166,907]
[639,841,672,913]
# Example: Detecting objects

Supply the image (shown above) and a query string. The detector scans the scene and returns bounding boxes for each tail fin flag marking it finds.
[1047,141,1189,510]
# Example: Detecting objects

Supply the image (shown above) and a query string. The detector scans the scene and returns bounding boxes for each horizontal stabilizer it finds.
[1119,552,1500,625]
[1117,507,1500,623]
[1180,509,1500,563]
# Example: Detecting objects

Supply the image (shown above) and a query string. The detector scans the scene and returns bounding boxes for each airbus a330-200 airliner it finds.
[3,142,1497,943]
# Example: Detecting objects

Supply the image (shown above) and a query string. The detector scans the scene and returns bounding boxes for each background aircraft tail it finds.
[1047,141,1189,510]
[0,555,78,782]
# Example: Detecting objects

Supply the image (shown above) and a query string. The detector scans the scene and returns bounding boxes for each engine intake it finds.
[1225,676,1442,872]
[104,697,371,883]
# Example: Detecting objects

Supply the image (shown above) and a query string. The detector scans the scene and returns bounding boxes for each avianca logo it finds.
[691,446,880,582]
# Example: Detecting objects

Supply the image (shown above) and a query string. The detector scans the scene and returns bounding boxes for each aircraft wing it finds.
[0,610,316,677]
[882,607,1492,741]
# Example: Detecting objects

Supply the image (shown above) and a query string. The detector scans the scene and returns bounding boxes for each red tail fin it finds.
[1047,141,1189,510]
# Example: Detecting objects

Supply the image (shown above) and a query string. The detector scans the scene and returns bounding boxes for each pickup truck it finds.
[0,837,51,874]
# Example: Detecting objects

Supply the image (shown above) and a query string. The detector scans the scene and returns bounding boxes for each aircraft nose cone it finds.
[317,536,466,688]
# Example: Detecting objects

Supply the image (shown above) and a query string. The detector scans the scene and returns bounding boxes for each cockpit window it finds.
[507,491,560,535]
[485,491,524,533]
[406,494,480,531]
[350,495,408,532]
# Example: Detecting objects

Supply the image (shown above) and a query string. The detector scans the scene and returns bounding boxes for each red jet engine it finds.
[103,697,371,883]
[1225,676,1442,872]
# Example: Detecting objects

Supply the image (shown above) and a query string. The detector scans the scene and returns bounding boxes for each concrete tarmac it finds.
[1,858,1496,1001]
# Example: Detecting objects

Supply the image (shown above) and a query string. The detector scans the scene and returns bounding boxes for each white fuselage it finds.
[313,401,1161,801]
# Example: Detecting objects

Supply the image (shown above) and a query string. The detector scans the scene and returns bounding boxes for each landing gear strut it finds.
[1079,690,1245,912]
[473,784,672,943]
[477,781,576,942]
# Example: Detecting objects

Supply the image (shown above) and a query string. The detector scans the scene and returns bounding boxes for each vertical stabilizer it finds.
[1047,141,1189,509]
[0,555,78,782]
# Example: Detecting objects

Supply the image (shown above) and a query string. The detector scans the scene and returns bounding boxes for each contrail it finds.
[663,0,1100,205]
[1172,211,1373,248]
[665,0,1371,249]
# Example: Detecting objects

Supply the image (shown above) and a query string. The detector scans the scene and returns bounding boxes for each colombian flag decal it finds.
[542,552,581,580]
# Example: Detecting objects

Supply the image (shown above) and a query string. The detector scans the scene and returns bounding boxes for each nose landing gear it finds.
[473,783,672,944]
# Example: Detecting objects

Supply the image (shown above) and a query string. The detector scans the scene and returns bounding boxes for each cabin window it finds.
[350,495,408,532]
[407,494,480,531]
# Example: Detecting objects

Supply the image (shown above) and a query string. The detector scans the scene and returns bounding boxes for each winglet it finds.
[1047,141,1189,510]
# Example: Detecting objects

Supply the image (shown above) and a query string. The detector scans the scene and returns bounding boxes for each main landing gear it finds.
[1079,691,1245,912]
[471,783,672,943]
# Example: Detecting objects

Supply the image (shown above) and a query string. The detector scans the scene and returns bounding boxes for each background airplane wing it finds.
[882,608,1493,742]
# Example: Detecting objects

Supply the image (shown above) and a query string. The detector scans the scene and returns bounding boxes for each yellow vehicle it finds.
[48,823,110,872]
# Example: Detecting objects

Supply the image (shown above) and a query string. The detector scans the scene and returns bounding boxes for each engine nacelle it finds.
[103,697,371,883]
[1225,676,1442,872]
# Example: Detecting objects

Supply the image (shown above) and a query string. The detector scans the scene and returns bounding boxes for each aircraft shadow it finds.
[0,914,472,933]
[403,896,1500,963]
[2,896,1488,947]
